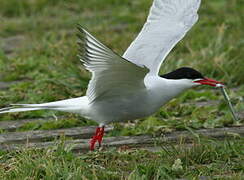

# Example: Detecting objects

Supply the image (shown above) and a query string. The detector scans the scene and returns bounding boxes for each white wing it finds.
[123,0,201,75]
[77,26,149,103]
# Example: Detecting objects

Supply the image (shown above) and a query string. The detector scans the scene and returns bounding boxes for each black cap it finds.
[161,67,204,80]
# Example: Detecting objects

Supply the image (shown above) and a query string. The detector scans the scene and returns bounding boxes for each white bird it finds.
[0,0,222,150]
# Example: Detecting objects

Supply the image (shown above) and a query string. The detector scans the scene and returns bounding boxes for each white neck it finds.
[145,76,196,107]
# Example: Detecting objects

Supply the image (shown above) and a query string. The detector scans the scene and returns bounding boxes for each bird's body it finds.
[0,0,223,150]
[88,76,193,124]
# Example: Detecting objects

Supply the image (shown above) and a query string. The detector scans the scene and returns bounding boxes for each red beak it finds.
[194,78,223,87]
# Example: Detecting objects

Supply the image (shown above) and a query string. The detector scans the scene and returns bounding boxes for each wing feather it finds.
[77,26,149,103]
[123,0,201,75]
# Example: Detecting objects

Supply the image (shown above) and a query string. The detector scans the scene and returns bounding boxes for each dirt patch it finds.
[0,81,21,89]
[0,35,25,55]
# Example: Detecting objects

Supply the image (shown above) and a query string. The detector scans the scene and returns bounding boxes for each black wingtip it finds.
[76,24,87,34]
[76,24,86,42]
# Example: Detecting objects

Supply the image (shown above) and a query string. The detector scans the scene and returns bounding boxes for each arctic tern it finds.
[0,0,223,150]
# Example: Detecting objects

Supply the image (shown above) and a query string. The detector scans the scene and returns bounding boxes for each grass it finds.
[0,138,243,179]
[0,0,243,179]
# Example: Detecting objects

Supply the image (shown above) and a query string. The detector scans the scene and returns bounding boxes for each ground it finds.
[0,0,243,179]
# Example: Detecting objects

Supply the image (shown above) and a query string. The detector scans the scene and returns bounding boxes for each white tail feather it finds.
[0,96,90,116]
[0,106,42,114]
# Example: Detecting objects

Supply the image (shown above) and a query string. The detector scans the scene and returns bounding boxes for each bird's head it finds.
[161,67,223,87]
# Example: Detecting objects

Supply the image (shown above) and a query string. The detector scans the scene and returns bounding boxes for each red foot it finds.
[89,126,105,151]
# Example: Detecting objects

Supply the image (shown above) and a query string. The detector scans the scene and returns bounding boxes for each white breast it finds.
[88,76,192,125]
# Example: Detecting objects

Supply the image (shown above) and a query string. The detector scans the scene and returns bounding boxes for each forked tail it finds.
[0,105,43,113]
[0,96,90,116]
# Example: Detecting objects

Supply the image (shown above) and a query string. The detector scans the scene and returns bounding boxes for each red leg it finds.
[89,127,100,151]
[97,126,105,147]
[89,126,105,151]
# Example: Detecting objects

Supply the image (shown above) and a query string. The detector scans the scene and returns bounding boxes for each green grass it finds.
[0,138,243,179]
[0,0,243,179]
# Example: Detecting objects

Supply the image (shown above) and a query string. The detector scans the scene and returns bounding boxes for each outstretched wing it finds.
[77,26,149,103]
[123,0,201,75]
